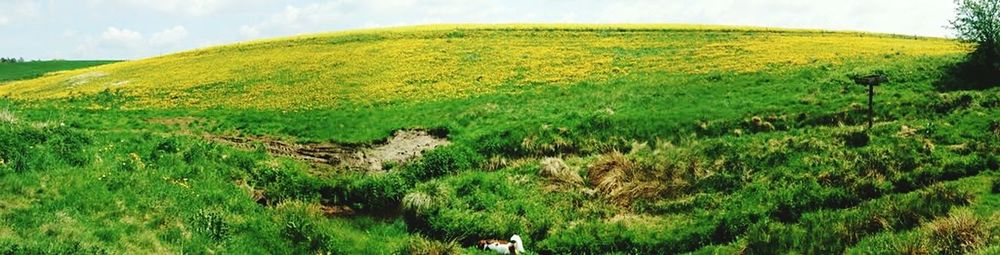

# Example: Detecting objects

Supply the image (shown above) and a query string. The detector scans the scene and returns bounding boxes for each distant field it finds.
[0,60,118,83]
[0,25,996,254]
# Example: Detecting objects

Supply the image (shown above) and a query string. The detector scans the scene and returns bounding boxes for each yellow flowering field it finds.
[0,24,969,109]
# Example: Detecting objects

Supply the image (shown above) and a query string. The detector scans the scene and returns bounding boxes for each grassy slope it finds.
[0,25,997,254]
[0,60,118,83]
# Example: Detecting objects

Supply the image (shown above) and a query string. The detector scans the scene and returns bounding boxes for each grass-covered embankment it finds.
[0,25,997,254]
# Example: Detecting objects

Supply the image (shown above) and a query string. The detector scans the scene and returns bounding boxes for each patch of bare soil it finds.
[208,129,450,171]
[67,71,107,86]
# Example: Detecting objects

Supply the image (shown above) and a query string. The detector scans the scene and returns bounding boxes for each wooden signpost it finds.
[851,74,888,129]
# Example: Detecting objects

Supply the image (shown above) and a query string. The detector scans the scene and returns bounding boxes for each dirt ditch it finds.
[207,129,450,171]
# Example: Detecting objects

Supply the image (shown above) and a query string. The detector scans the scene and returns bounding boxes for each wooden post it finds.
[868,83,874,129]
[851,74,887,130]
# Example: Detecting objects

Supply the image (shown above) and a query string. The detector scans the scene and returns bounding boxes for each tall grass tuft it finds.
[400,235,461,255]
[587,148,698,207]
[539,157,583,185]
[927,209,987,255]
[0,109,16,124]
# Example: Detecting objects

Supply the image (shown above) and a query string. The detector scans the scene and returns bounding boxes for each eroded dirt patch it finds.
[67,71,108,86]
[208,129,450,171]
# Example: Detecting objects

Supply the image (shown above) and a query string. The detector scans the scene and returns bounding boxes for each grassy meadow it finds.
[0,60,118,83]
[0,25,997,254]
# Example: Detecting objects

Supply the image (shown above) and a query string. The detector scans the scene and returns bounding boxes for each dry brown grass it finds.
[0,109,16,124]
[927,209,988,255]
[402,191,434,215]
[539,157,584,185]
[586,150,698,207]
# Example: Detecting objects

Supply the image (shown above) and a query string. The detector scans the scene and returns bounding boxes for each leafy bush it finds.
[951,0,1000,72]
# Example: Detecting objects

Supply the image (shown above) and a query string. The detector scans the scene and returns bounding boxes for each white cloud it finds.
[239,0,508,39]
[73,25,190,59]
[0,0,40,26]
[101,27,144,48]
[150,26,189,46]
[239,25,260,38]
[89,0,246,16]
[594,0,955,37]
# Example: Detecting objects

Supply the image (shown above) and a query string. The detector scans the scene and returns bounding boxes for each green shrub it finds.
[347,172,413,212]
[245,162,329,203]
[414,144,483,180]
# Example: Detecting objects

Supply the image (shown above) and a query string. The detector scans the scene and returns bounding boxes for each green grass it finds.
[0,60,118,83]
[0,26,997,254]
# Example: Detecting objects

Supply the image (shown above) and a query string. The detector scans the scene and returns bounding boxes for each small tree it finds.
[950,0,1000,73]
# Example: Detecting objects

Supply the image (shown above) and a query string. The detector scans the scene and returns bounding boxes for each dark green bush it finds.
[245,163,329,203]
[537,216,714,254]
[0,124,93,173]
[414,144,483,180]
[347,172,412,212]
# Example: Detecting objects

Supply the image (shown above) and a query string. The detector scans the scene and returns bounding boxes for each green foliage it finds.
[346,172,412,212]
[0,121,91,174]
[946,0,1000,88]
[951,0,1000,66]
[413,144,484,180]
[404,168,575,245]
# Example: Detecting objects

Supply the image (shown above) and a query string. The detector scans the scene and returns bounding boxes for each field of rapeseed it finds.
[0,25,997,254]
[0,25,967,110]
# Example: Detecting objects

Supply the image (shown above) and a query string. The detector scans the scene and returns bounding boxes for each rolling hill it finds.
[0,25,997,254]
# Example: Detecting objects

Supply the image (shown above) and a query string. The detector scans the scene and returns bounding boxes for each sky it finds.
[0,0,959,60]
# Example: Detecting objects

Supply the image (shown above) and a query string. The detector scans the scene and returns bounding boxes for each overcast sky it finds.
[0,0,958,60]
